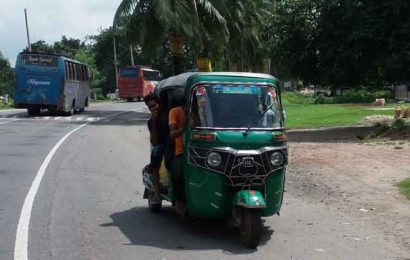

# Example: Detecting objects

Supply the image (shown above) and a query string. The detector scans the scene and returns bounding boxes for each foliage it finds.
[283,89,393,104]
[114,0,228,60]
[0,98,14,109]
[270,0,410,89]
[392,119,407,130]
[90,88,105,100]
[0,51,15,95]
[282,92,315,105]
[24,36,85,58]
[222,0,273,71]
[270,0,319,82]
[363,118,409,141]
[397,178,410,200]
[74,48,105,89]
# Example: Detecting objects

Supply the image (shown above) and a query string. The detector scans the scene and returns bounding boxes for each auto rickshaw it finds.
[142,72,288,248]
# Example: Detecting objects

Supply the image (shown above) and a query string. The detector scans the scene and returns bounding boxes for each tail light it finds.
[273,133,286,141]
[192,133,216,141]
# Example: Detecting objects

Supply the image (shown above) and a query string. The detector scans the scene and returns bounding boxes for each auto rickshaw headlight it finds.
[207,152,222,167]
[270,152,284,166]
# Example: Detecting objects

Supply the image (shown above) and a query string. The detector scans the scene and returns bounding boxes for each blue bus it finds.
[14,52,91,116]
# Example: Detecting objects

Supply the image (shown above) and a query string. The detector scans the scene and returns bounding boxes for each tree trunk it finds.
[169,35,185,75]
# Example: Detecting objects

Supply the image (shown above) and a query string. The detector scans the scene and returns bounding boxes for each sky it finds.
[0,0,122,66]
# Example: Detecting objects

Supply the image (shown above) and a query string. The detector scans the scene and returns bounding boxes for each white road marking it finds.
[0,120,17,125]
[14,110,134,260]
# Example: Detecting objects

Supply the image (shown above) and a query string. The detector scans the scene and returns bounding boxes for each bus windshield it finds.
[21,54,59,67]
[190,84,283,129]
[121,68,139,78]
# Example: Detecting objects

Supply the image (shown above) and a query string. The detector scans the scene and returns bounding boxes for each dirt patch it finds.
[287,128,410,255]
[361,115,396,126]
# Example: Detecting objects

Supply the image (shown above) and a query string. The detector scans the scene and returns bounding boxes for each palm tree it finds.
[114,0,228,75]
[221,0,273,72]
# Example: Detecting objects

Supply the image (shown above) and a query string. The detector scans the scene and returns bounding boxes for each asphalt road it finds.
[0,102,404,260]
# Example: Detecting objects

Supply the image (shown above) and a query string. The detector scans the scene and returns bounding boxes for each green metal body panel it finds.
[184,130,286,218]
[232,190,266,208]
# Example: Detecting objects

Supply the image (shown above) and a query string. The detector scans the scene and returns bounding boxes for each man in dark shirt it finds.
[145,94,169,203]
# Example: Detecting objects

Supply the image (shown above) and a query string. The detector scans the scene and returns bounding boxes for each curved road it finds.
[0,102,405,260]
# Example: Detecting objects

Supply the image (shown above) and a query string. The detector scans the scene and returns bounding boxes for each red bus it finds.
[117,66,161,101]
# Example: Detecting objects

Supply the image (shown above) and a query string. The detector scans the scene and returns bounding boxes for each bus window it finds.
[65,61,69,79]
[81,66,85,81]
[121,68,139,78]
[143,70,160,81]
[74,63,78,81]
[79,65,83,81]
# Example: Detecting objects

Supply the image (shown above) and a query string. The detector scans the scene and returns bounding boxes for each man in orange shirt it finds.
[169,93,186,215]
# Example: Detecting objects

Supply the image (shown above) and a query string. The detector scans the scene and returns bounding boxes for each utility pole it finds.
[113,37,118,90]
[129,44,134,66]
[24,8,32,52]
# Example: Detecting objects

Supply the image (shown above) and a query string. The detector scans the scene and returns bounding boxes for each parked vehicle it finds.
[118,66,160,102]
[143,72,288,248]
[14,52,91,116]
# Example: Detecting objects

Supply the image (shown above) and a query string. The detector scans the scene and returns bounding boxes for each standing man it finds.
[144,94,168,203]
[168,90,186,214]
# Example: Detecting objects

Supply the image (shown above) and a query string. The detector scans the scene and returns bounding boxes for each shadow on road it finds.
[100,206,273,254]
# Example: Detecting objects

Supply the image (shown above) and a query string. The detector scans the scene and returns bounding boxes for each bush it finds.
[90,88,105,100]
[282,92,315,104]
[0,98,14,109]
[284,89,393,105]
[392,119,408,130]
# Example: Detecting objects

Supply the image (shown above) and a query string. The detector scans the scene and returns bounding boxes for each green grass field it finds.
[283,99,397,129]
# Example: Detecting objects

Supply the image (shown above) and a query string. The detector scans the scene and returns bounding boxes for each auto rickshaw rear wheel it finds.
[147,190,162,213]
[239,208,263,248]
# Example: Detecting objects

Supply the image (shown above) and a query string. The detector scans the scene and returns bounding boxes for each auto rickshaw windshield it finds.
[189,84,283,129]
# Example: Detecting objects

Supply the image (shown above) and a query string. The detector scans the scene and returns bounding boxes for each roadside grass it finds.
[0,102,14,110]
[362,119,410,142]
[283,98,397,129]
[397,178,410,200]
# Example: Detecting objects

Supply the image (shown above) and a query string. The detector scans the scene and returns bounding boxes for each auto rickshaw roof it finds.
[154,72,278,95]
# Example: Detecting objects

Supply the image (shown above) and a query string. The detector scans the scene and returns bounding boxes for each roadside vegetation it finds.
[283,92,399,129]
[0,100,13,110]
[397,178,410,200]
[362,119,410,141]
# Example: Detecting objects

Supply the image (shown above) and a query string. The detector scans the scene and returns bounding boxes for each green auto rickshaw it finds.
[143,72,288,248]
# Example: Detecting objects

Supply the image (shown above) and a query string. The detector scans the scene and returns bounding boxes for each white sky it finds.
[0,0,122,66]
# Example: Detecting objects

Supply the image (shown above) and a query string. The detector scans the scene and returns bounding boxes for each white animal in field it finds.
[394,106,410,119]
[375,98,386,106]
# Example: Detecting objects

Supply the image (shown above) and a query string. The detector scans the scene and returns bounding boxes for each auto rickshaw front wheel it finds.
[239,208,263,248]
[147,190,162,213]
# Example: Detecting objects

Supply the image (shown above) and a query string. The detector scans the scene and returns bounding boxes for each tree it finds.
[75,47,105,90]
[0,51,15,95]
[222,0,274,72]
[24,36,84,58]
[269,0,319,83]
[114,0,227,75]
[53,36,84,57]
[26,40,54,53]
